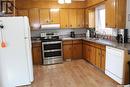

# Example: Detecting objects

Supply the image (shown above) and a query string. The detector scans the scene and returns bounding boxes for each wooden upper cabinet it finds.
[105,0,126,28]
[85,9,89,28]
[88,9,95,28]
[76,9,85,28]
[69,9,77,28]
[50,9,60,24]
[17,10,29,16]
[105,0,116,28]
[60,9,69,29]
[39,9,50,24]
[28,8,40,30]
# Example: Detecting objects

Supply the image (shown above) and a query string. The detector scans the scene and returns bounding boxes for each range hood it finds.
[41,24,60,29]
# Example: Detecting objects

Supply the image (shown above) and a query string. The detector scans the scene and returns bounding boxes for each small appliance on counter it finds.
[70,31,75,38]
[89,28,96,38]
[86,30,90,38]
[116,29,128,43]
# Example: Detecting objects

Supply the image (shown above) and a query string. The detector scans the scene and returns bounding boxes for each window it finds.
[95,5,116,36]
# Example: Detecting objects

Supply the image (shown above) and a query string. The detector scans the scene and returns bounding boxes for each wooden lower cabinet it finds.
[83,40,106,71]
[63,40,82,60]
[95,48,102,68]
[72,44,82,59]
[101,50,106,71]
[32,42,42,65]
[89,46,96,65]
[63,44,73,60]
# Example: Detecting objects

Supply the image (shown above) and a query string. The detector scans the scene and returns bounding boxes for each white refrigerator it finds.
[0,17,34,87]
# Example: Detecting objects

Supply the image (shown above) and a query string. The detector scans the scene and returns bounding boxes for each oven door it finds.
[42,41,61,50]
[43,51,62,59]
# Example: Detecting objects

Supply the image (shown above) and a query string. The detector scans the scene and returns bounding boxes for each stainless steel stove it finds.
[41,33,63,65]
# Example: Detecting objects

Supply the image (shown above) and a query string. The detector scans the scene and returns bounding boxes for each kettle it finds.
[70,31,75,38]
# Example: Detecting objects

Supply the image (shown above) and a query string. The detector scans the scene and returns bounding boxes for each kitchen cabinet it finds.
[85,9,95,28]
[63,40,82,60]
[95,48,102,68]
[89,46,96,65]
[39,8,59,24]
[29,8,40,30]
[105,0,126,28]
[83,40,106,71]
[60,9,69,28]
[32,42,42,65]
[72,40,82,59]
[101,50,106,71]
[39,9,50,24]
[76,9,85,28]
[68,9,77,28]
[17,9,29,16]
[50,9,60,24]
[63,41,73,60]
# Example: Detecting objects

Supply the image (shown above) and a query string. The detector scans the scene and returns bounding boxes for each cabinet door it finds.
[83,44,86,59]
[76,9,85,28]
[39,9,50,24]
[101,50,106,71]
[72,44,82,59]
[95,48,101,68]
[85,45,90,61]
[50,9,60,24]
[29,8,40,29]
[89,46,96,65]
[17,9,28,16]
[69,9,77,28]
[85,9,89,28]
[105,0,116,28]
[32,43,42,65]
[88,9,95,28]
[63,44,73,60]
[60,9,69,28]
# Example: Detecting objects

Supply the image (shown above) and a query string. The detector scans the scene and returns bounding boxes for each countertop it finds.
[31,36,130,51]
[62,37,130,51]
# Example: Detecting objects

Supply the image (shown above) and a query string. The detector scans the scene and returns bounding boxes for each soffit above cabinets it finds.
[29,0,86,1]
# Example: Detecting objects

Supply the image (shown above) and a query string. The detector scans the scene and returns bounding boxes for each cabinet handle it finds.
[65,25,67,27]
[70,25,72,27]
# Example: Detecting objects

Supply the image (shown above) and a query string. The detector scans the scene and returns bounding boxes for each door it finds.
[60,9,69,28]
[39,9,50,24]
[63,44,73,60]
[50,9,60,24]
[28,8,40,29]
[69,9,77,28]
[95,48,101,68]
[72,44,82,59]
[17,9,28,16]
[76,9,85,28]
[105,0,116,28]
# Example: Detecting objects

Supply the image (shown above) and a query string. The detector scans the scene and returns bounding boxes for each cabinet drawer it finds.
[32,42,41,47]
[63,40,73,45]
[73,40,82,44]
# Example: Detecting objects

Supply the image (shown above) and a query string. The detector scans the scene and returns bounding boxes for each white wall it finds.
[126,0,130,37]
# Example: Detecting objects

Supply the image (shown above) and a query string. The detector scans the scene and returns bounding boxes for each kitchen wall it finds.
[31,29,87,38]
[126,0,130,37]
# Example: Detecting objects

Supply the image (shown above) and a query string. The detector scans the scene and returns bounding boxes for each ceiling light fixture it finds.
[58,0,72,4]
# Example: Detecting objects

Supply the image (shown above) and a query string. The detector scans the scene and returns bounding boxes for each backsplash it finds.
[31,28,87,37]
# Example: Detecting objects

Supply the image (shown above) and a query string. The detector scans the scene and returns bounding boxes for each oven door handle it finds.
[42,41,62,44]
